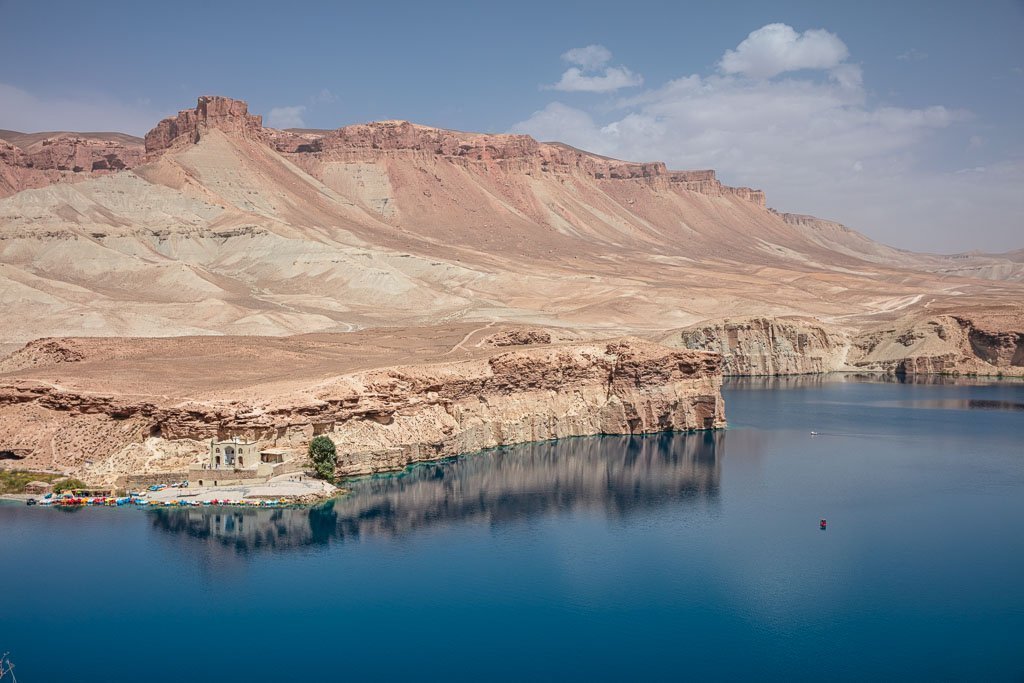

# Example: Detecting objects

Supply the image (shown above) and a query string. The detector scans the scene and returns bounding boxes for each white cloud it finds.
[517,74,961,182]
[511,25,1024,252]
[547,45,643,93]
[267,105,307,128]
[828,63,863,90]
[549,66,644,93]
[0,82,164,135]
[508,102,605,148]
[719,23,849,79]
[562,45,612,70]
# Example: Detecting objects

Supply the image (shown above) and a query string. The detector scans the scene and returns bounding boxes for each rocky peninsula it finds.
[0,325,724,485]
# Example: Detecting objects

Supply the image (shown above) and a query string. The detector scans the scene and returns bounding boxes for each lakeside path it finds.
[146,473,338,504]
[1,473,339,505]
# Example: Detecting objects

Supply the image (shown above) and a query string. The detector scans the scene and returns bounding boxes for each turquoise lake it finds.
[2,376,1023,681]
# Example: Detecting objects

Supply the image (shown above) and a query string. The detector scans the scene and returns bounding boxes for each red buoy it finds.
[820,519,827,530]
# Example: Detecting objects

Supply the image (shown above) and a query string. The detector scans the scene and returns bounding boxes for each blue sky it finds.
[1,0,1021,252]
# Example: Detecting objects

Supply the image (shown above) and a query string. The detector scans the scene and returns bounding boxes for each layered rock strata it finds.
[670,314,1024,377]
[673,317,849,375]
[267,119,766,205]
[848,314,1024,376]
[0,135,143,197]
[144,95,263,153]
[0,338,725,483]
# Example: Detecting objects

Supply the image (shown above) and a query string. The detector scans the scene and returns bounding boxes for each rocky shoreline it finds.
[0,334,725,486]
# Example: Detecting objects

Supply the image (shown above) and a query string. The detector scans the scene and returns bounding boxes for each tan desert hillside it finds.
[1,95,1021,482]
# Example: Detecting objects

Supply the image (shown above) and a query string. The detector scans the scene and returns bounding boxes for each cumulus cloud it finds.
[267,105,307,128]
[562,45,613,70]
[550,66,644,93]
[828,63,863,90]
[0,82,164,135]
[517,75,960,183]
[511,24,1024,252]
[719,23,849,79]
[547,44,643,93]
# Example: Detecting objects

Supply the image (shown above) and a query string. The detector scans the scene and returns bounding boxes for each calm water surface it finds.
[2,376,1023,681]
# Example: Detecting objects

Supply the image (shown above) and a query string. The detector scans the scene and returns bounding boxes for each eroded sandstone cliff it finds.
[0,134,143,197]
[266,119,766,206]
[144,96,264,153]
[671,317,850,375]
[668,314,1024,377]
[0,335,724,484]
[847,314,1024,376]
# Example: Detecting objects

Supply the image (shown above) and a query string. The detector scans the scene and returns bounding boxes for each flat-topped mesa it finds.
[144,96,263,153]
[269,120,545,162]
[268,118,767,205]
[668,170,766,207]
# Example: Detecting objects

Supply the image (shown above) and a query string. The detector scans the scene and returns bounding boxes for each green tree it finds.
[308,435,337,481]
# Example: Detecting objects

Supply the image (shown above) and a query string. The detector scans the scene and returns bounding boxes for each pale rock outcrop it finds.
[670,314,1024,377]
[671,317,849,375]
[849,314,1024,376]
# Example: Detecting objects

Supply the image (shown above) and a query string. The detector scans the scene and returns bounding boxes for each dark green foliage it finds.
[0,470,65,494]
[53,478,89,493]
[308,436,337,481]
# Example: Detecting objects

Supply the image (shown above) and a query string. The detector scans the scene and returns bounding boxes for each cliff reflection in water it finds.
[150,431,723,554]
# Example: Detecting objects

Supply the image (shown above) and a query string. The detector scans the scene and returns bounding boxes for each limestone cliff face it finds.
[848,314,1024,377]
[669,314,1024,377]
[672,317,849,375]
[0,338,724,483]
